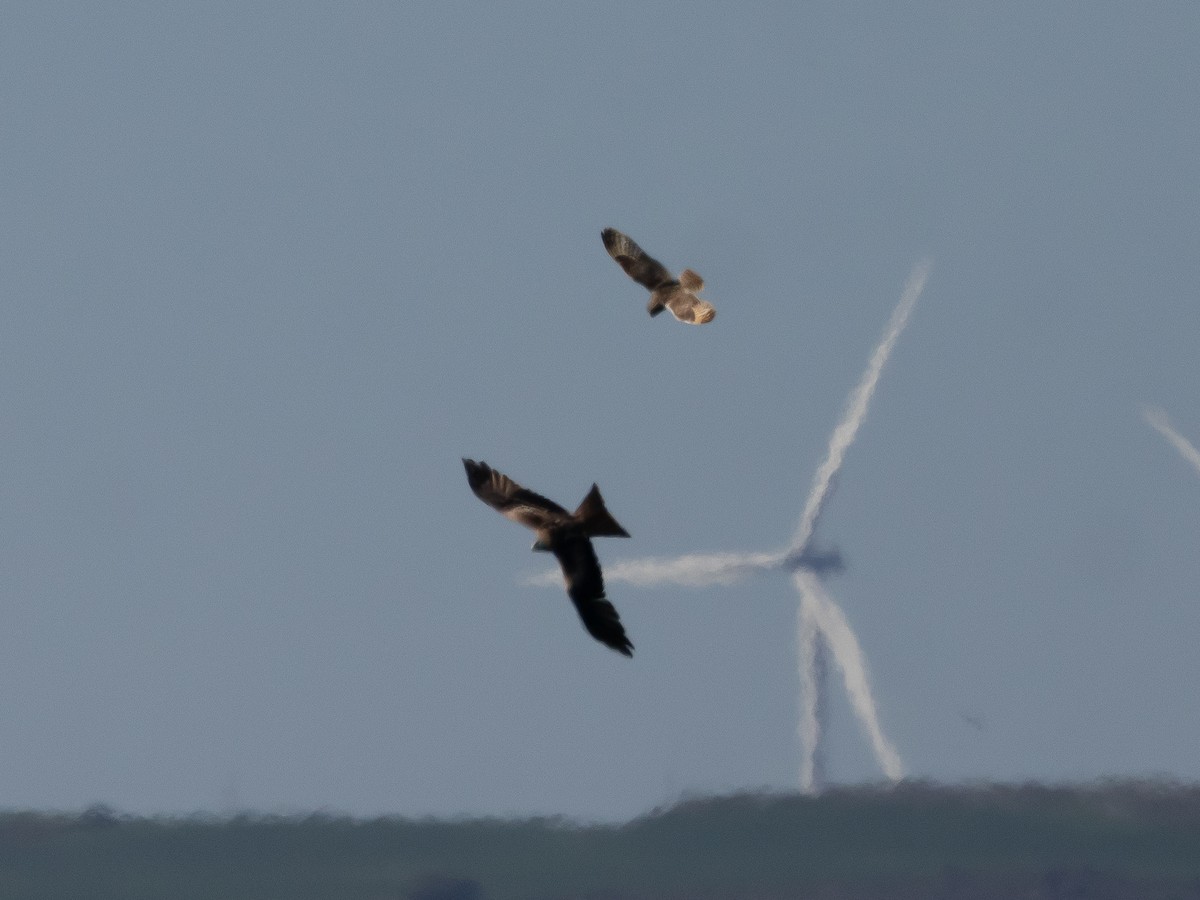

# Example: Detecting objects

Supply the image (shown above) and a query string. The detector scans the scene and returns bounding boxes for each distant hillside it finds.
[3,781,1200,899]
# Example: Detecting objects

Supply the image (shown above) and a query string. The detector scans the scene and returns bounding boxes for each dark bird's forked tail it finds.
[574,484,630,539]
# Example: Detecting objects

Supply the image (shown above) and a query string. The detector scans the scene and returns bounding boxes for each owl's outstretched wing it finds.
[601,228,672,291]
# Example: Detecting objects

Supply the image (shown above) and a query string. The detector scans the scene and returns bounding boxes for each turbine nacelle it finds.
[784,546,845,576]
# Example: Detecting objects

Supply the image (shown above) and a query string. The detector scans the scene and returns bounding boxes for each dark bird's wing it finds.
[551,531,633,657]
[602,228,672,291]
[463,459,570,531]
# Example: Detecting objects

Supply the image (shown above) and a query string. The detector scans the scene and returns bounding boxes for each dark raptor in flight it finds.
[462,458,634,657]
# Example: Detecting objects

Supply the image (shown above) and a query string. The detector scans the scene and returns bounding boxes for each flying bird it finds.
[462,458,634,656]
[601,228,716,324]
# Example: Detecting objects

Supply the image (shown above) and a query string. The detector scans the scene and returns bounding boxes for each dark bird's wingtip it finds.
[462,458,490,491]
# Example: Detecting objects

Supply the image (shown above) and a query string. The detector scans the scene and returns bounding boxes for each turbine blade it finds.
[1144,406,1200,481]
[789,260,930,557]
[525,550,785,589]
[793,570,904,782]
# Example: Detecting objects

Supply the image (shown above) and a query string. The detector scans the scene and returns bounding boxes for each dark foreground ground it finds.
[3,780,1200,900]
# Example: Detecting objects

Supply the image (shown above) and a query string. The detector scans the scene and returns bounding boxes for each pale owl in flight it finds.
[602,228,716,325]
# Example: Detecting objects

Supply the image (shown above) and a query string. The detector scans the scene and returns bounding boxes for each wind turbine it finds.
[530,261,930,791]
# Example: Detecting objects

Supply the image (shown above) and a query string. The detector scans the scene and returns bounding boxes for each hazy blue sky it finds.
[2,3,1198,821]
